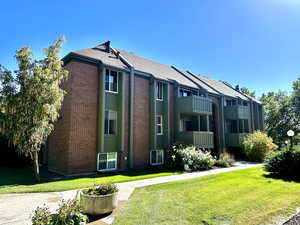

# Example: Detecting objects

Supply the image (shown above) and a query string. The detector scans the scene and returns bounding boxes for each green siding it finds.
[224,105,250,119]
[102,69,126,153]
[225,133,248,147]
[177,131,214,148]
[177,95,212,114]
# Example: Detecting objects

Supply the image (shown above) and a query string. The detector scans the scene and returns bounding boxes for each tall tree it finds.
[241,87,256,98]
[0,38,68,181]
[260,89,300,145]
[292,77,300,110]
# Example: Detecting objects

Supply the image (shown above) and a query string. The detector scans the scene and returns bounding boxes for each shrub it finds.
[170,145,215,171]
[242,131,277,162]
[214,152,234,168]
[264,148,300,177]
[82,183,118,196]
[31,199,88,225]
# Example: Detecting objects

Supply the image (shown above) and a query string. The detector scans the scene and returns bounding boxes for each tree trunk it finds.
[33,151,40,183]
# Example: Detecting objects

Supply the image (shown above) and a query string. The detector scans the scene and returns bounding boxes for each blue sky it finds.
[1,0,300,97]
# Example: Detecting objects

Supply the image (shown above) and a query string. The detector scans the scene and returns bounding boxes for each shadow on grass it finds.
[263,172,300,183]
[0,166,183,187]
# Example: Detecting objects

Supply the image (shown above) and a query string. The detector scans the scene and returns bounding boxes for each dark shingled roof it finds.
[69,42,260,102]
[73,45,129,70]
[116,49,198,88]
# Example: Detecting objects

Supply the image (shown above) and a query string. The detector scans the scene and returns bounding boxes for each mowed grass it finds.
[0,167,182,194]
[114,166,300,225]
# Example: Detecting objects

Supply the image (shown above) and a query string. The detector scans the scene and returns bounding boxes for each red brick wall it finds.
[48,60,99,175]
[67,61,99,174]
[48,62,73,174]
[133,76,150,168]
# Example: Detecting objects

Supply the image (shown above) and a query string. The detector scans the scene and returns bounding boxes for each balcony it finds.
[177,131,214,148]
[225,133,248,147]
[177,95,212,114]
[224,105,250,119]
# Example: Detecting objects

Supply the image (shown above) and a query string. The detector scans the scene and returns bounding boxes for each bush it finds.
[32,199,88,225]
[170,145,215,171]
[242,131,277,162]
[82,183,118,196]
[214,152,234,168]
[264,148,300,177]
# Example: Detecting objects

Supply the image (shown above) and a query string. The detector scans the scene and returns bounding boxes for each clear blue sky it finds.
[1,0,300,97]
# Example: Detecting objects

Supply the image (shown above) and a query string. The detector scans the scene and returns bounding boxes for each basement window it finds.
[97,152,117,171]
[156,115,163,135]
[105,69,118,93]
[105,110,117,135]
[150,150,164,165]
[156,82,164,100]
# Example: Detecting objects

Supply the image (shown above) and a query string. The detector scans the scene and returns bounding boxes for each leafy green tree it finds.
[0,38,68,181]
[292,77,300,110]
[241,87,256,98]
[260,90,300,145]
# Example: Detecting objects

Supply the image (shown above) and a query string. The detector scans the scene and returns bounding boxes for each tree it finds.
[260,90,300,145]
[241,87,256,98]
[0,38,68,181]
[292,77,300,110]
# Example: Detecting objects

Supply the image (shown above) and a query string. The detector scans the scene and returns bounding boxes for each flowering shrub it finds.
[242,131,277,162]
[31,199,88,225]
[170,145,215,171]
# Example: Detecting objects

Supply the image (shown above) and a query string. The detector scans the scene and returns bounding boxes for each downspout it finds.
[111,48,135,169]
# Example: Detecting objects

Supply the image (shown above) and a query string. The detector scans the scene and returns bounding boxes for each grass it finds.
[114,166,300,225]
[0,167,182,194]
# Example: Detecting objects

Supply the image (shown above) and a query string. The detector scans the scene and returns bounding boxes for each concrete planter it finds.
[80,190,118,216]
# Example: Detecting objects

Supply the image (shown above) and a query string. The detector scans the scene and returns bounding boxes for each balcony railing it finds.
[225,133,248,147]
[177,95,212,114]
[224,105,250,119]
[177,131,214,148]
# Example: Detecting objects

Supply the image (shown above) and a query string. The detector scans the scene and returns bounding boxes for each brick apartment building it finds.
[46,41,264,175]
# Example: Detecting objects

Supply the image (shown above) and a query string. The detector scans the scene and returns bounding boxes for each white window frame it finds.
[97,152,117,172]
[105,69,118,93]
[150,150,164,165]
[156,115,163,135]
[105,110,117,136]
[156,82,164,101]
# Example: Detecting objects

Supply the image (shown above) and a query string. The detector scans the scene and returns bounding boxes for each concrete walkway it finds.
[0,162,261,225]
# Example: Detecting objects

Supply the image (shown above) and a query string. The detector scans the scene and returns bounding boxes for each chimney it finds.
[104,41,111,53]
[235,85,240,91]
[116,51,120,59]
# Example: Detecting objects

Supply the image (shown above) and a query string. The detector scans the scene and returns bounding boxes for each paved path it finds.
[0,162,261,225]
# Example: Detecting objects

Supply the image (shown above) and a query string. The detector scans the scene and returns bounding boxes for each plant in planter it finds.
[32,199,88,225]
[80,182,119,216]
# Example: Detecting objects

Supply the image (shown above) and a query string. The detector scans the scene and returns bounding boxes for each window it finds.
[243,101,248,106]
[156,115,163,135]
[180,119,193,132]
[226,120,238,133]
[105,69,118,93]
[150,150,164,165]
[156,82,163,100]
[105,110,117,135]
[179,89,192,97]
[97,152,117,171]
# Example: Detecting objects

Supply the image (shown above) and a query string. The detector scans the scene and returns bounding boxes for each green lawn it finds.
[0,167,182,194]
[114,166,300,225]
